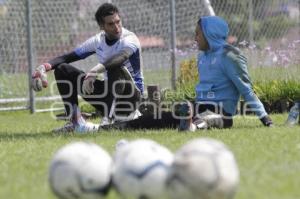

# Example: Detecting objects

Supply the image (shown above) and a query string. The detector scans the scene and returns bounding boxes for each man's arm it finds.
[48,51,83,70]
[82,48,133,95]
[104,48,133,70]
[31,51,85,91]
[32,34,98,91]
[33,51,83,78]
[40,34,98,71]
[85,48,133,74]
[223,50,273,126]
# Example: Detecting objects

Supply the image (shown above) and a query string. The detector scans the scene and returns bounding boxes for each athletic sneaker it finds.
[74,122,99,133]
[52,122,74,133]
[194,110,224,129]
[100,117,114,126]
[52,121,99,134]
[193,118,208,129]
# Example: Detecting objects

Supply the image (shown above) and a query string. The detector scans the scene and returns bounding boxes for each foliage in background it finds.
[254,80,300,104]
[175,57,198,100]
[163,57,198,102]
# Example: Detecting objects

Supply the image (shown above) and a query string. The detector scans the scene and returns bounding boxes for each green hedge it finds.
[253,80,300,104]
[162,58,300,106]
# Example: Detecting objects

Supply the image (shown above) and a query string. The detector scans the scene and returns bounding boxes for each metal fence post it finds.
[248,0,254,45]
[204,0,215,16]
[248,0,257,67]
[26,0,35,113]
[170,0,176,90]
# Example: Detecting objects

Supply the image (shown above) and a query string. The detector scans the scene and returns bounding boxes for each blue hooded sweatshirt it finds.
[196,16,267,118]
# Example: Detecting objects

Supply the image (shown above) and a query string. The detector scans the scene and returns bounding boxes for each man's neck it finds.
[105,35,119,46]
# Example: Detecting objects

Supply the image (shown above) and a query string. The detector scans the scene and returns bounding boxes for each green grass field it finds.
[0,111,299,199]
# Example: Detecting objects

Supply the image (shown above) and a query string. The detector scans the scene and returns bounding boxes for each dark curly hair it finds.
[95,3,119,26]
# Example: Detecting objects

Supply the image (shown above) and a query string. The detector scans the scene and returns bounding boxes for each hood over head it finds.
[198,16,229,51]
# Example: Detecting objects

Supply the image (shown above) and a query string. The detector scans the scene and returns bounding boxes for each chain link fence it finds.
[0,0,299,112]
[211,0,300,68]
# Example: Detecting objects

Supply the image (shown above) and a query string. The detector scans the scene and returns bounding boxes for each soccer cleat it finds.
[52,122,75,134]
[100,117,115,126]
[99,120,127,130]
[74,121,99,133]
[194,110,224,129]
[52,121,99,134]
[193,118,209,130]
[204,113,224,128]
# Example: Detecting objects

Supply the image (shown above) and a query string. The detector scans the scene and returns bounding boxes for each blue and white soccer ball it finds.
[112,139,174,199]
[48,141,113,199]
[115,139,129,150]
[166,138,239,199]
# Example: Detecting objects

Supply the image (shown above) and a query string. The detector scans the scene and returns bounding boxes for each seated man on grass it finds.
[31,3,143,133]
[181,15,273,131]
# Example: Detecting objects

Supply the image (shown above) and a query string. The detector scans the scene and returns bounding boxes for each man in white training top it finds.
[32,3,144,133]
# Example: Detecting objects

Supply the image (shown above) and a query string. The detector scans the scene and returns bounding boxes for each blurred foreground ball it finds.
[167,138,239,199]
[113,139,174,199]
[49,142,112,199]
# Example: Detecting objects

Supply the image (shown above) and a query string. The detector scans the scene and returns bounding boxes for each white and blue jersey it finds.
[74,28,144,93]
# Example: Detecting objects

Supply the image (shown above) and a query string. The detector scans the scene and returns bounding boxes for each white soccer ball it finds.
[48,141,113,199]
[166,138,239,199]
[115,139,129,151]
[112,139,174,199]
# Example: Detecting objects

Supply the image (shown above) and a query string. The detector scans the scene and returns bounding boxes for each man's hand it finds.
[82,73,97,95]
[260,115,273,127]
[82,64,106,95]
[32,63,52,92]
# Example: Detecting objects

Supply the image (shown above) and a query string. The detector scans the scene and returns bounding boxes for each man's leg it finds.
[106,67,141,120]
[82,68,123,121]
[126,111,180,129]
[82,67,133,126]
[54,63,83,118]
[100,111,180,130]
[53,63,99,133]
[82,78,113,118]
[54,64,114,119]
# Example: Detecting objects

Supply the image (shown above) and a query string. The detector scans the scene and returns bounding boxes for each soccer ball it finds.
[48,141,113,199]
[115,139,129,150]
[112,139,174,199]
[166,138,239,199]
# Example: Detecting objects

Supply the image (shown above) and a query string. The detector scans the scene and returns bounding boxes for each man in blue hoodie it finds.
[188,16,273,130]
